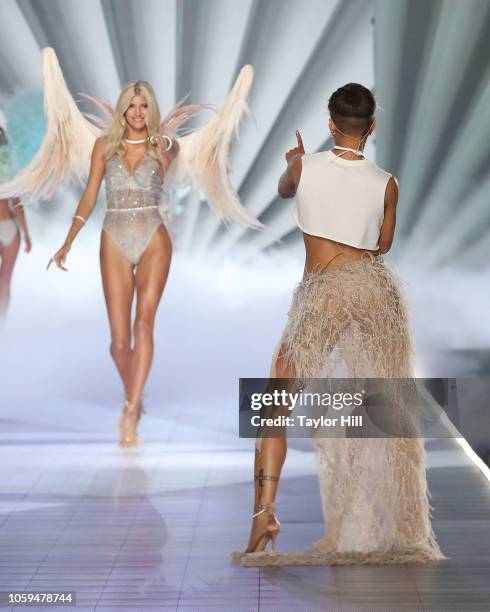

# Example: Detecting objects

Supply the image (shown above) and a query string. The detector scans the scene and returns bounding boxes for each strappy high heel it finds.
[118,400,143,447]
[245,502,281,553]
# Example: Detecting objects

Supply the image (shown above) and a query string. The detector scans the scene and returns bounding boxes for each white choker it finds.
[333,145,365,156]
[124,137,149,145]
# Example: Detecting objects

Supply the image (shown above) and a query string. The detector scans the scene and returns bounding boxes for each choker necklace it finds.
[124,137,149,145]
[333,145,365,157]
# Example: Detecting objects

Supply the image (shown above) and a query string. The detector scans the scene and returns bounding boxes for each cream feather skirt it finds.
[233,254,445,566]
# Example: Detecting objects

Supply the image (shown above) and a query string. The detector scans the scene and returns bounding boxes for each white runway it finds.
[1,396,489,610]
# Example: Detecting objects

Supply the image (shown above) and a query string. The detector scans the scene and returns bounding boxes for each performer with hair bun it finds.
[0,48,260,447]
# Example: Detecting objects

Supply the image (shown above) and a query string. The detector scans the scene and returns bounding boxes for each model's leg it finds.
[100,230,135,398]
[246,278,351,553]
[246,347,295,552]
[0,231,20,320]
[127,225,172,410]
[252,348,293,508]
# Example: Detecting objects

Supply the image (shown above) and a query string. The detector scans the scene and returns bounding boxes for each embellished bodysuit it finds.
[103,154,165,264]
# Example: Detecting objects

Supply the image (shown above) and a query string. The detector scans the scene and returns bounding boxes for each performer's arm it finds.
[10,198,32,253]
[47,137,106,271]
[63,137,106,247]
[377,176,399,254]
[278,130,304,199]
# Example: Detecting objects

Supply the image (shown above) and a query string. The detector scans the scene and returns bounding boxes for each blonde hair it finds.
[105,81,162,161]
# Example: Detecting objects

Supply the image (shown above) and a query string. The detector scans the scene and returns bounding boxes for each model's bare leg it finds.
[0,231,20,320]
[100,230,135,397]
[246,348,294,552]
[245,278,351,553]
[127,225,172,411]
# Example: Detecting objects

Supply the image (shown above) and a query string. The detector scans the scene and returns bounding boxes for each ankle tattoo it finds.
[254,469,279,488]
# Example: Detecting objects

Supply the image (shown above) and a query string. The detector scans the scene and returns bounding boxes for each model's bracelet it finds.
[73,215,86,225]
[288,154,303,163]
[149,135,173,153]
[160,135,173,153]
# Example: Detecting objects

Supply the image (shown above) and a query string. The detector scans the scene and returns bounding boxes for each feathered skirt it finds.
[236,254,444,566]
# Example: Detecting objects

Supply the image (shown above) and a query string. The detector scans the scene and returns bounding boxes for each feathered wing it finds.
[166,66,262,229]
[159,94,213,139]
[0,47,101,201]
[78,93,115,131]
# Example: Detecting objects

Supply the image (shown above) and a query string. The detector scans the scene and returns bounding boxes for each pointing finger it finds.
[296,130,304,149]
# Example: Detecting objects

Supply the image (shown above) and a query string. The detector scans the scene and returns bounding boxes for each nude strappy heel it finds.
[245,502,281,553]
[118,400,143,447]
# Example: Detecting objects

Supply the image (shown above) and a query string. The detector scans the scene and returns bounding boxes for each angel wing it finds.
[0,47,101,201]
[159,94,213,139]
[0,47,260,229]
[164,66,262,229]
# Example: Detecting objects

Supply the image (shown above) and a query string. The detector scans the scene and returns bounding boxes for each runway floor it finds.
[1,252,490,610]
[1,396,489,612]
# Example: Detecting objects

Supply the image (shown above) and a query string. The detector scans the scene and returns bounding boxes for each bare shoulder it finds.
[388,175,399,190]
[87,137,108,181]
[385,175,399,205]
[93,136,108,157]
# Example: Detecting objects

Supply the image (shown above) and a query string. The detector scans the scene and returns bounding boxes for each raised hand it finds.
[47,243,71,272]
[285,130,305,164]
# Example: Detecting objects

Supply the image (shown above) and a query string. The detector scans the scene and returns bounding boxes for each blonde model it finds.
[0,48,260,447]
[47,80,178,447]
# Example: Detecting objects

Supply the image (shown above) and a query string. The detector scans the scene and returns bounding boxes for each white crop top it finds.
[293,150,392,250]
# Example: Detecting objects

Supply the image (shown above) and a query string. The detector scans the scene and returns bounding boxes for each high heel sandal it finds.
[245,502,281,553]
[118,400,143,447]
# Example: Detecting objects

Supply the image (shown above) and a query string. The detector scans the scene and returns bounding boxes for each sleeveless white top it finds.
[293,150,392,250]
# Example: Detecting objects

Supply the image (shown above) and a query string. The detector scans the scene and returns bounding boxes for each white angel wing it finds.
[0,47,101,201]
[159,95,212,139]
[166,66,262,229]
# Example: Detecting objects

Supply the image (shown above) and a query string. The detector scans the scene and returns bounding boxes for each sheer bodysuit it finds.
[103,154,164,264]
